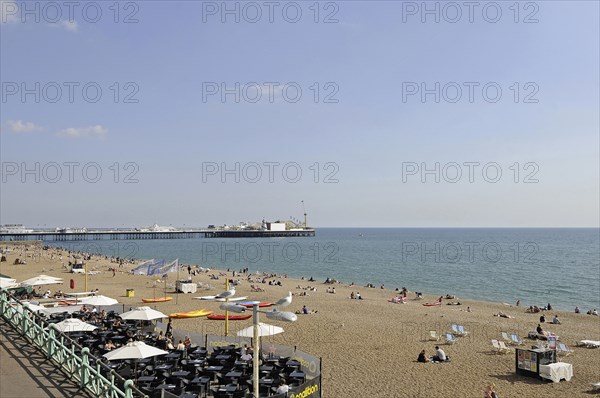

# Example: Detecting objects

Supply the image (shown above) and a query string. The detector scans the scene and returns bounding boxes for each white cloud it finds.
[59,125,107,139]
[61,20,78,32]
[6,120,43,133]
[0,1,18,24]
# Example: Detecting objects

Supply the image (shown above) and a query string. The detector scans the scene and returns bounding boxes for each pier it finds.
[0,228,316,242]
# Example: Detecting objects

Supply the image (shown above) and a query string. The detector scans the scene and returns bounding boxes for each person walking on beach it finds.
[166,318,173,336]
[484,383,498,398]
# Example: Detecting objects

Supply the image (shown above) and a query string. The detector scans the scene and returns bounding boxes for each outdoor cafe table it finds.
[191,376,211,394]
[191,376,211,387]
[82,338,98,346]
[186,359,205,367]
[247,377,275,386]
[190,348,207,356]
[154,383,177,391]
[205,365,223,372]
[215,354,231,360]
[172,370,191,378]
[155,363,173,371]
[137,376,156,383]
[165,352,182,360]
[289,371,306,383]
[259,365,274,372]
[225,371,243,379]
[218,385,240,393]
[105,361,121,369]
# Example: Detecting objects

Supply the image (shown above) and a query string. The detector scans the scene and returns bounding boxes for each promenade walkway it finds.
[0,317,93,398]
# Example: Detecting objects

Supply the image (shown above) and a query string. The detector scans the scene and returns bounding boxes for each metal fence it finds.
[0,288,148,398]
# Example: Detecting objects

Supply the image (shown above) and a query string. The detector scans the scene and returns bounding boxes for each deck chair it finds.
[557,343,573,357]
[498,341,513,353]
[510,334,524,345]
[451,324,460,335]
[445,333,456,345]
[428,330,440,341]
[501,332,513,344]
[491,339,510,354]
[458,325,468,336]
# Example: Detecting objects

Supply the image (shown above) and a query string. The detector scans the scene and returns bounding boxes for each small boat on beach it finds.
[142,297,173,303]
[169,309,213,319]
[239,302,273,308]
[215,296,248,302]
[207,314,252,321]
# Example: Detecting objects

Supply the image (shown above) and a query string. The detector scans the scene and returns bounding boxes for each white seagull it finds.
[216,287,236,299]
[273,291,292,307]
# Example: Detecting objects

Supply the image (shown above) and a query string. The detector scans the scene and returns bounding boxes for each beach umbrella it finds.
[0,277,18,289]
[119,306,167,321]
[12,302,45,314]
[20,275,63,286]
[103,341,168,361]
[237,322,284,337]
[80,295,119,306]
[51,318,98,333]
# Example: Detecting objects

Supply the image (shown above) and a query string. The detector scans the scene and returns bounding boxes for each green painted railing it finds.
[0,289,148,398]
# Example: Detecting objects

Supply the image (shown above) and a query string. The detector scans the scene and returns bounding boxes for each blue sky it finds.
[1,1,598,228]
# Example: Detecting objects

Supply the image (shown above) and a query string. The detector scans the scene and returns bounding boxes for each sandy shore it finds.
[2,242,599,397]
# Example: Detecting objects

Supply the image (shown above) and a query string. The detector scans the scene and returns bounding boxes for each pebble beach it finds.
[2,242,599,398]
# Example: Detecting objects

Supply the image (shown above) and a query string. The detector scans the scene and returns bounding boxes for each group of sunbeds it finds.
[428,324,469,345]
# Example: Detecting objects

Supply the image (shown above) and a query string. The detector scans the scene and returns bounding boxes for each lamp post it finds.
[220,300,297,398]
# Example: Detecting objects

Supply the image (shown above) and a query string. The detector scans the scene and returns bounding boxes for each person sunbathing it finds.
[494,312,513,319]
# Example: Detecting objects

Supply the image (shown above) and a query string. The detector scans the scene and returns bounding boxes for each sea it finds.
[48,228,600,312]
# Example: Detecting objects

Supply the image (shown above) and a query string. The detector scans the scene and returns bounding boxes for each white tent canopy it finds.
[0,277,18,289]
[14,302,46,314]
[20,275,63,286]
[80,295,119,306]
[119,306,167,321]
[237,322,284,338]
[103,341,168,361]
[51,318,97,333]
